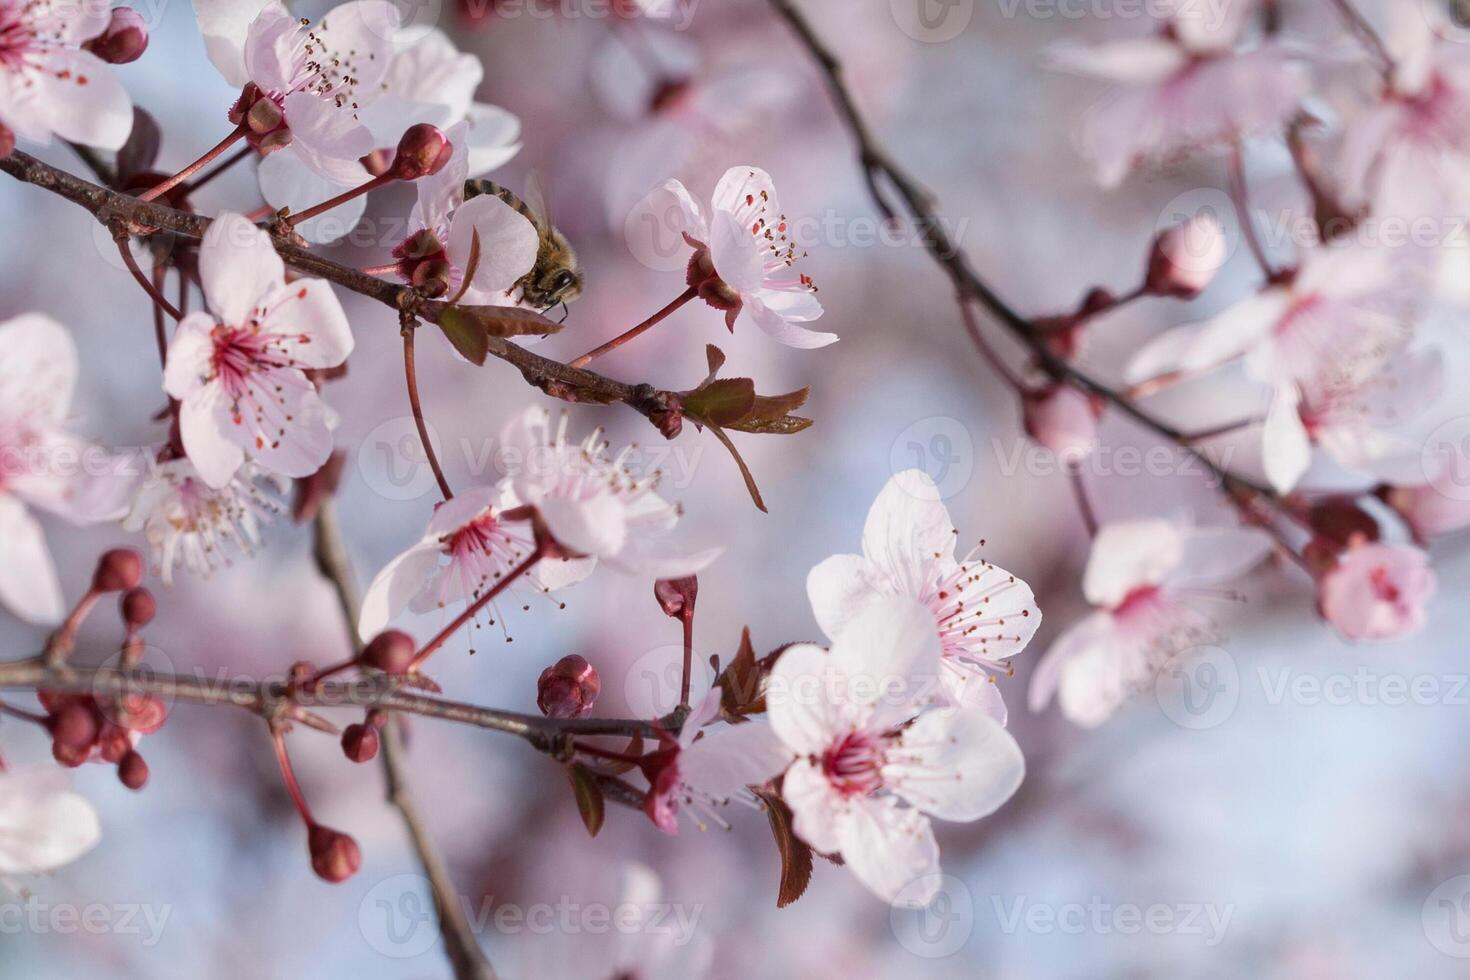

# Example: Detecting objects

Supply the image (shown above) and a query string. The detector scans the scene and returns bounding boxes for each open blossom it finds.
[163,212,353,489]
[1338,4,1470,220]
[1049,4,1305,186]
[765,598,1024,906]
[0,313,132,623]
[122,458,284,585]
[0,768,101,877]
[1028,519,1271,728]
[635,166,835,349]
[641,686,791,834]
[1317,542,1436,642]
[499,406,722,577]
[390,121,539,301]
[357,482,593,641]
[1260,346,1443,494]
[0,0,134,151]
[806,470,1041,723]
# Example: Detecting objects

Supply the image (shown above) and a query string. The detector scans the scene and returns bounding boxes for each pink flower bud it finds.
[654,577,698,618]
[85,8,148,65]
[118,751,149,791]
[1317,542,1436,642]
[93,548,143,593]
[1380,484,1470,540]
[362,630,417,675]
[389,124,453,181]
[49,702,100,753]
[537,655,600,719]
[1146,214,1226,298]
[121,587,156,628]
[308,824,362,883]
[340,723,380,763]
[1022,384,1103,460]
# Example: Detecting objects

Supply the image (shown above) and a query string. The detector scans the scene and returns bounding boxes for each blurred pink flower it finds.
[767,598,1024,906]
[163,212,353,488]
[1029,519,1271,728]
[637,166,835,348]
[1049,10,1305,187]
[0,0,133,150]
[0,768,100,877]
[0,313,133,623]
[806,469,1041,722]
[1317,541,1436,642]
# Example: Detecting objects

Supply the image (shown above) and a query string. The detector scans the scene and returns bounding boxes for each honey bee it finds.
[463,176,583,317]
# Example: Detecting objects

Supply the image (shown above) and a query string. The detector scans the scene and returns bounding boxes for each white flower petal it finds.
[1081,519,1183,608]
[199,212,285,326]
[0,494,64,625]
[892,708,1023,822]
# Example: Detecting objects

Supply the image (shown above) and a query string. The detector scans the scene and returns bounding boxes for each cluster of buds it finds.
[229,84,291,155]
[40,690,165,789]
[84,8,149,65]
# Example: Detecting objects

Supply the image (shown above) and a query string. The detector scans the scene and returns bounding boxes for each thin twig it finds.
[402,317,454,500]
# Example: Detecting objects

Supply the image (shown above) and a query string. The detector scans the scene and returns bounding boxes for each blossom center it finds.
[1367,565,1402,605]
[821,730,886,798]
[1113,585,1162,620]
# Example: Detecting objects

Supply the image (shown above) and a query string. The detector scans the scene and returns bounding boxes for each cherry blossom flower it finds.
[122,457,285,585]
[806,470,1041,723]
[1317,541,1436,642]
[498,406,722,577]
[357,482,592,641]
[192,0,398,241]
[641,686,791,834]
[1049,6,1305,186]
[1260,346,1443,494]
[0,767,100,877]
[1381,482,1470,541]
[0,313,133,624]
[765,598,1024,906]
[1338,4,1470,220]
[163,212,353,489]
[0,0,134,151]
[389,122,540,302]
[1028,519,1272,728]
[635,166,835,349]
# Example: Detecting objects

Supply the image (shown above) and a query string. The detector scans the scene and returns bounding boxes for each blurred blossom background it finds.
[5,0,1470,976]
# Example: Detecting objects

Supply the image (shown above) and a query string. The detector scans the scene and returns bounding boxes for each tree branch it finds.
[766,0,1278,503]
[0,149,680,431]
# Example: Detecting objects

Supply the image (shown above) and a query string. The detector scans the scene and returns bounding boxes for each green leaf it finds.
[686,377,756,427]
[728,415,814,435]
[748,387,810,421]
[436,305,563,366]
[754,788,813,908]
[566,763,605,837]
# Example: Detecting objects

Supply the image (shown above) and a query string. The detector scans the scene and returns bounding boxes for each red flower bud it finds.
[1307,497,1379,549]
[654,577,698,618]
[537,655,600,719]
[389,124,453,180]
[121,587,156,628]
[361,630,417,675]
[49,701,100,753]
[85,7,148,64]
[340,723,380,763]
[118,751,149,790]
[93,548,143,593]
[99,727,132,764]
[308,824,362,883]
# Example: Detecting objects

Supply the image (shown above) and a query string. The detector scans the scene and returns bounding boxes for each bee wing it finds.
[523,170,555,234]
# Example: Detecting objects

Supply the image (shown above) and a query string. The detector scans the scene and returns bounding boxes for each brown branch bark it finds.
[0,149,679,430]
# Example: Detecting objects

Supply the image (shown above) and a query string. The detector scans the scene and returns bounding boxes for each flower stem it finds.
[150,260,170,367]
[115,229,182,321]
[410,546,546,672]
[402,320,454,501]
[678,607,694,711]
[1228,143,1274,279]
[138,126,247,203]
[569,286,696,368]
[959,297,1025,392]
[1068,463,1098,538]
[287,172,395,228]
[271,728,315,825]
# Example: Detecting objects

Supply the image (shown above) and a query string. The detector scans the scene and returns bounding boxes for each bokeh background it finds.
[4,0,1470,976]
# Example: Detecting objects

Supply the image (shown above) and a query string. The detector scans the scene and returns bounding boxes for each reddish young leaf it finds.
[567,763,606,837]
[754,787,814,908]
